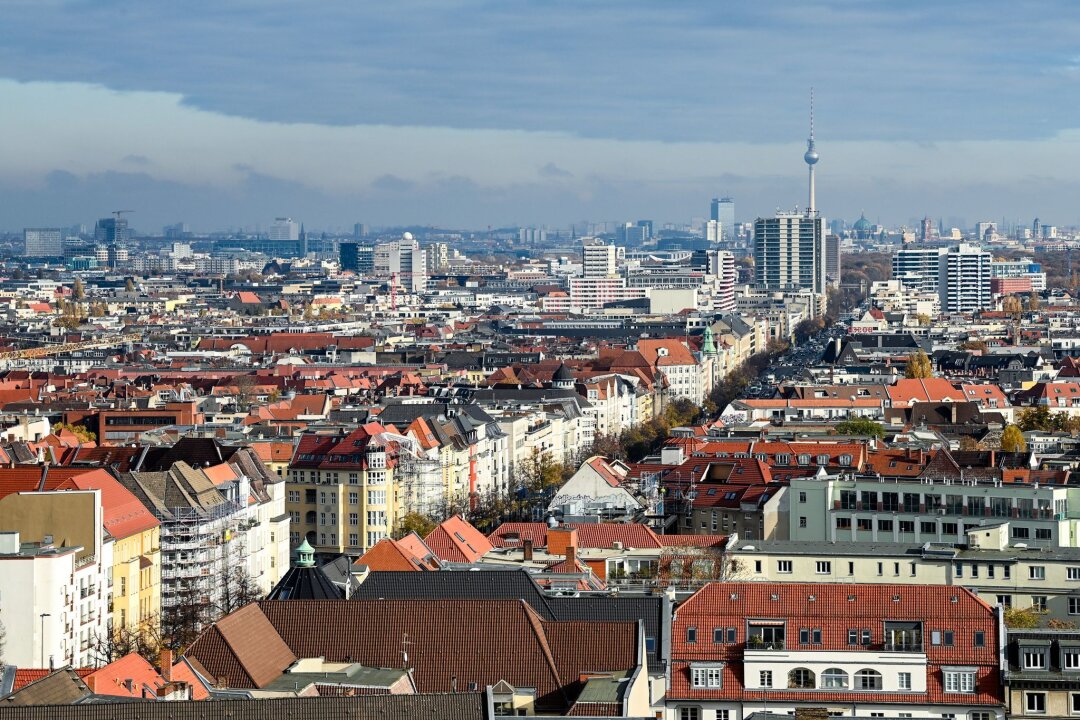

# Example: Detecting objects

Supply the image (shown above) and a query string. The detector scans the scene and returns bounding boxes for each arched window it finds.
[788,668,815,689]
[855,669,883,690]
[822,668,848,688]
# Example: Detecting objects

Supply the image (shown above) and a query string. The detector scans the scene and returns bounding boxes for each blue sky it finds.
[2,1,1080,231]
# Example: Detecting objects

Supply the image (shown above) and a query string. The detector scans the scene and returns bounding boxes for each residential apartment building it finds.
[754,213,827,295]
[0,530,111,668]
[787,464,1077,549]
[728,528,1080,621]
[893,247,946,293]
[1005,628,1080,719]
[939,243,992,314]
[582,238,618,278]
[669,582,1004,719]
[287,424,398,556]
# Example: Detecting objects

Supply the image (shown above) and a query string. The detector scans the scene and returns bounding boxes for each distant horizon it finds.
[4,3,1080,230]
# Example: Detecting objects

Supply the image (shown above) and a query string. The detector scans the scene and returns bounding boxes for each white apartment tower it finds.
[893,247,947,293]
[582,238,617,278]
[375,232,427,293]
[710,250,737,312]
[938,243,992,314]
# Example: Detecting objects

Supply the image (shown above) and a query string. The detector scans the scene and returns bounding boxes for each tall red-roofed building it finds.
[668,582,1004,719]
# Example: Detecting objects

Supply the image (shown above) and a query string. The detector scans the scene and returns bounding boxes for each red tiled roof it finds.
[670,582,1001,707]
[489,522,663,550]
[12,668,92,691]
[423,516,493,564]
[66,470,159,539]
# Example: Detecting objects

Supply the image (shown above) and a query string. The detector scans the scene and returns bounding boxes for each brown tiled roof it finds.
[0,694,488,720]
[186,599,640,712]
[185,603,297,688]
[1,668,91,706]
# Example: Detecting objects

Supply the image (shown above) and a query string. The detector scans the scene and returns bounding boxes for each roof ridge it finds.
[519,600,567,704]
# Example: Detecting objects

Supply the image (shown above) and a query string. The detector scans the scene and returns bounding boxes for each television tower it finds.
[804,88,819,216]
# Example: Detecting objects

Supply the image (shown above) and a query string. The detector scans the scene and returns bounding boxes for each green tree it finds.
[915,313,932,326]
[833,417,885,439]
[52,422,97,443]
[521,449,564,495]
[1000,424,1027,453]
[394,512,439,540]
[904,349,933,379]
[1004,606,1042,629]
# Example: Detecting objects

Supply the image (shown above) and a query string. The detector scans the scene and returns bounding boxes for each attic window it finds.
[707,488,717,496]
[770,593,779,601]
[847,595,856,602]
[724,492,738,500]
[808,595,816,602]
[892,595,901,602]
[817,455,829,465]
[730,593,739,600]
[839,454,853,466]
[798,454,810,466]
[775,454,790,465]
[950,595,959,603]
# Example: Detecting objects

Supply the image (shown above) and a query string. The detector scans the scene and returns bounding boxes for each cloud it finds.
[0,1,1079,144]
[371,174,415,193]
[4,79,1080,230]
[122,154,151,166]
[539,163,573,179]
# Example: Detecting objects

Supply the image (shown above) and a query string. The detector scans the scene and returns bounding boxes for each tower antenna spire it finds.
[803,87,819,215]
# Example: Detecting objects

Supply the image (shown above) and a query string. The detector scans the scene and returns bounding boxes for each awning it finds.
[747,620,785,626]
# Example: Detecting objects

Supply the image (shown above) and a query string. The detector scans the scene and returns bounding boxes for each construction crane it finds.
[112,210,134,220]
[0,333,143,363]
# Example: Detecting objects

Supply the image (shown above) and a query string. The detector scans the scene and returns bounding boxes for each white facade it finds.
[893,247,946,293]
[268,217,300,241]
[23,228,63,257]
[582,239,617,278]
[0,528,112,669]
[939,243,992,314]
[754,213,827,294]
[710,251,737,312]
[374,236,428,293]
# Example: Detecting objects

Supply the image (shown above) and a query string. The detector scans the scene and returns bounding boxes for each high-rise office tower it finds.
[893,247,946,293]
[340,242,374,273]
[920,216,933,241]
[636,220,654,239]
[825,233,842,288]
[582,238,617,278]
[753,92,826,294]
[938,243,992,314]
[710,198,735,243]
[374,233,426,292]
[23,228,63,257]
[353,223,368,239]
[269,217,300,241]
[95,217,129,244]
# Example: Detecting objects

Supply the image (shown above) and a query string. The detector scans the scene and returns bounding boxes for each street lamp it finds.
[39,613,50,668]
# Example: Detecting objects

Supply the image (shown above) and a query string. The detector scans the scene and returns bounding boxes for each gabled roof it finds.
[184,603,297,689]
[489,522,664,550]
[423,516,493,563]
[355,535,439,572]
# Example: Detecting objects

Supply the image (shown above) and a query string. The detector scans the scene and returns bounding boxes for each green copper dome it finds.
[295,538,316,568]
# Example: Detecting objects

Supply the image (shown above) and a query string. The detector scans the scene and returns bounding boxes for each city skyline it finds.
[4,2,1080,229]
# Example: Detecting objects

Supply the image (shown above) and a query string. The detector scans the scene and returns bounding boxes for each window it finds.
[1070,567,1080,581]
[862,628,872,645]
[943,630,954,646]
[349,513,358,526]
[836,517,851,530]
[898,672,912,690]
[799,491,807,503]
[367,510,386,526]
[677,708,700,720]
[822,668,848,688]
[759,670,773,688]
[997,595,1012,608]
[348,492,358,504]
[815,561,831,574]
[1033,596,1048,612]
[1030,566,1046,580]
[1070,598,1080,615]
[788,668,815,689]
[943,669,976,693]
[348,533,358,546]
[368,489,386,505]
[1065,650,1080,670]
[691,665,723,689]
[686,627,697,643]
[1027,692,1047,714]
[1013,526,1030,539]
[921,521,936,534]
[1024,649,1048,670]
[857,518,872,531]
[855,669,882,690]
[878,519,893,532]
[847,629,858,645]
[713,627,724,643]
[970,714,991,720]
[1037,528,1052,540]
[973,631,985,648]
[900,520,915,533]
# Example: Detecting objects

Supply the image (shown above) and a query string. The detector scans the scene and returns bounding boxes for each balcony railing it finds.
[883,641,923,652]
[746,639,786,650]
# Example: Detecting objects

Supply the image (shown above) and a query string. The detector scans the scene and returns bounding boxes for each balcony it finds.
[883,640,923,652]
[746,639,786,650]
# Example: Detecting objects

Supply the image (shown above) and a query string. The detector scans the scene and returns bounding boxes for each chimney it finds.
[160,649,173,683]
[566,545,576,565]
[85,675,96,693]
[523,539,534,562]
[124,678,134,694]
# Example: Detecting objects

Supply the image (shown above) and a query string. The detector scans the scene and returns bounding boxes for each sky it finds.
[2,1,1080,232]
